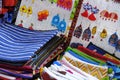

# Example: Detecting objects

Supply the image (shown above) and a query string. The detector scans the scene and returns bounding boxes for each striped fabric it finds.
[63,55,108,80]
[62,49,108,80]
[0,23,58,63]
[0,0,2,14]
[0,0,2,8]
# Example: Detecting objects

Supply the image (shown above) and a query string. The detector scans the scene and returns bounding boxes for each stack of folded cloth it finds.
[0,22,59,79]
[41,46,120,80]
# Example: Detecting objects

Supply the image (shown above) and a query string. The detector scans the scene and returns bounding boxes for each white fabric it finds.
[61,57,99,80]
[64,51,108,69]
[0,73,16,80]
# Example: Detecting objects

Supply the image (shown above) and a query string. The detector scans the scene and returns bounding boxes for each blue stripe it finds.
[0,23,58,62]
[67,50,99,65]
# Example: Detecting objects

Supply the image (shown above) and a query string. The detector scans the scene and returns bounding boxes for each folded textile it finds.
[60,58,98,80]
[0,68,32,79]
[51,61,87,80]
[62,51,108,80]
[31,36,65,69]
[87,42,120,60]
[66,47,106,65]
[0,23,58,64]
[67,50,100,65]
[107,62,120,79]
[0,73,16,80]
[78,46,120,65]
[0,64,32,72]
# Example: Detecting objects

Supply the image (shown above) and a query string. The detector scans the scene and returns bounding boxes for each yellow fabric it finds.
[104,53,120,62]
[64,56,108,80]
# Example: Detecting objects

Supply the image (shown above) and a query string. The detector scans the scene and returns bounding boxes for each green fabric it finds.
[101,76,109,80]
[66,47,106,65]
[112,78,117,80]
[101,74,117,80]
[108,68,113,74]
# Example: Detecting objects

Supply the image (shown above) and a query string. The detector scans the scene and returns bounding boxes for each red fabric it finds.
[0,8,8,14]
[114,0,120,3]
[18,24,23,27]
[0,76,9,80]
[29,26,33,30]
[3,0,17,7]
[77,46,120,65]
[0,64,32,72]
[41,72,56,80]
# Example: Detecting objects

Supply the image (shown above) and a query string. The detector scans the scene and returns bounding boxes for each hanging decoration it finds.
[57,0,73,10]
[91,26,97,38]
[82,27,91,41]
[100,29,107,41]
[81,3,92,18]
[38,10,49,21]
[100,10,118,22]
[108,32,118,47]
[73,24,82,38]
[88,6,99,21]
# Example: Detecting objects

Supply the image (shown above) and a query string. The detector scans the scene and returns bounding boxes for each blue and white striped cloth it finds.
[0,23,58,62]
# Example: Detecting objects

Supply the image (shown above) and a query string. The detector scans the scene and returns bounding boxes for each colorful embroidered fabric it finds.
[67,50,100,65]
[62,50,108,80]
[77,46,120,65]
[15,0,75,32]
[60,58,99,80]
[87,42,120,60]
[66,47,106,65]
[44,60,98,80]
